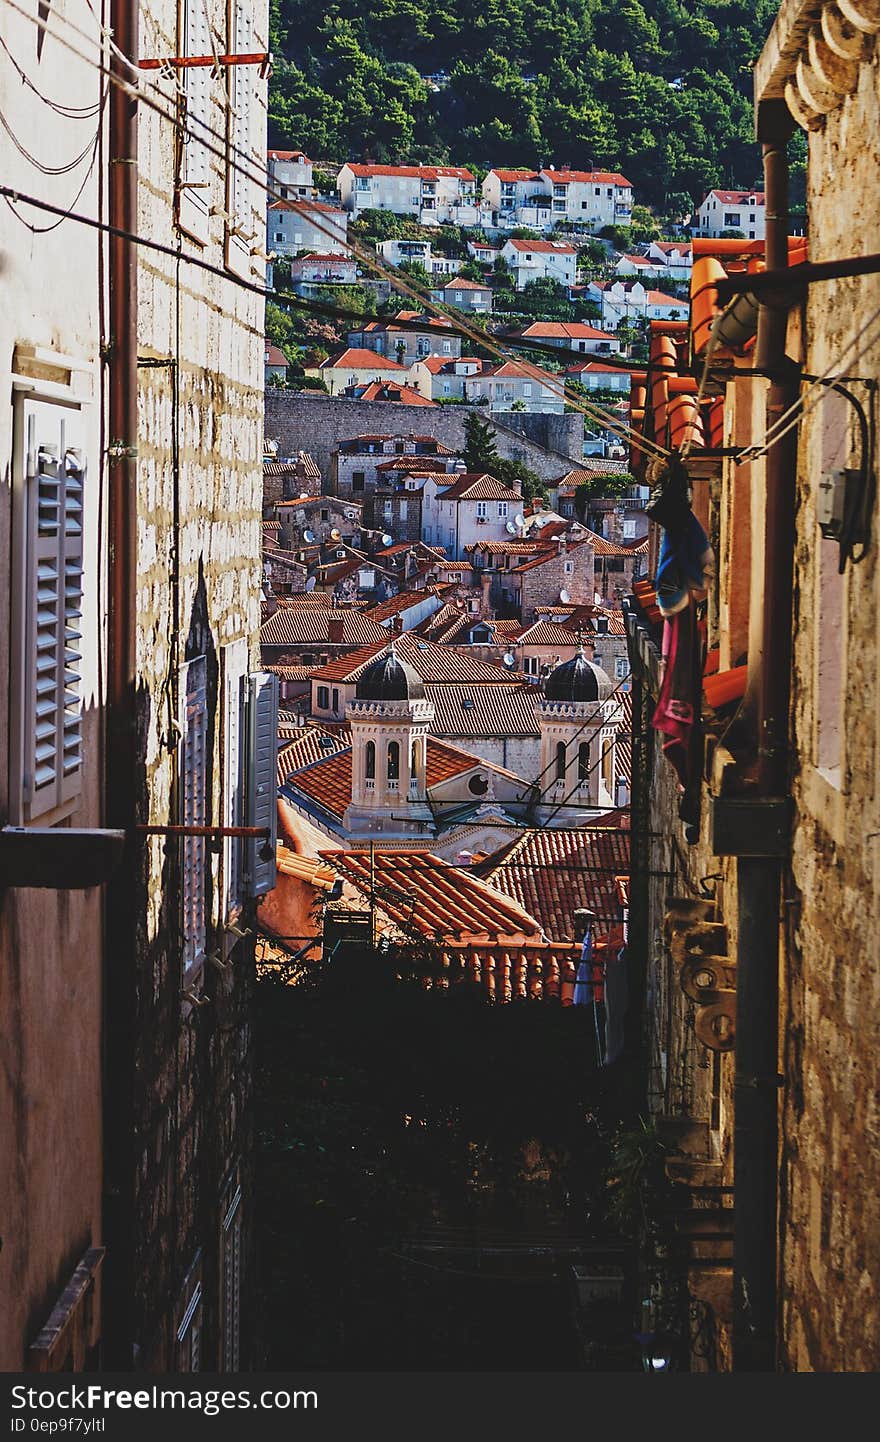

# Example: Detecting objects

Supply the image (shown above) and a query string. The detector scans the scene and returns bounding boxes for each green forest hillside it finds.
[268,0,780,208]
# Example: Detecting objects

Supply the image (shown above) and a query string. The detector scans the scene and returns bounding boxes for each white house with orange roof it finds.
[500,237,577,290]
[694,188,766,241]
[421,472,524,556]
[431,276,494,312]
[267,197,349,256]
[267,149,315,199]
[537,167,634,229]
[409,356,489,402]
[305,347,412,394]
[645,240,693,281]
[336,164,483,225]
[513,320,615,355]
[376,238,463,275]
[592,279,686,328]
[462,359,564,414]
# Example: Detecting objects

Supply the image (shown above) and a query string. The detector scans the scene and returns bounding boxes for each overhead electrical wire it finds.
[1,0,670,460]
[736,301,880,466]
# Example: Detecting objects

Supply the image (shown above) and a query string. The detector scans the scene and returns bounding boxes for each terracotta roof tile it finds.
[479,827,631,940]
[260,610,387,647]
[321,348,408,371]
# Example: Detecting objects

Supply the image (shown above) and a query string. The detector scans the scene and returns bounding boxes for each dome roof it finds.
[355,645,425,701]
[544,651,612,703]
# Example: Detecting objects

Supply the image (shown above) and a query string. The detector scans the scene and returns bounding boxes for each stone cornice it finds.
[755,0,880,131]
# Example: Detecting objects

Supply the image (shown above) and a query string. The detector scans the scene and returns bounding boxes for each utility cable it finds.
[736,300,880,466]
[0,0,669,460]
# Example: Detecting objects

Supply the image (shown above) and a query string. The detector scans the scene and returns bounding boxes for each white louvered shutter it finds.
[21,402,85,822]
[246,672,278,897]
[180,656,208,976]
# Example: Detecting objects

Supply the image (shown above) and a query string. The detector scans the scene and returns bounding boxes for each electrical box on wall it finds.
[816,467,863,544]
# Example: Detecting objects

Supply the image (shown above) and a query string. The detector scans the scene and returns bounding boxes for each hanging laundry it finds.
[655,509,714,617]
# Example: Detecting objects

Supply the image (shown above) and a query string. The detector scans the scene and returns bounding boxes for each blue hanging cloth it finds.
[573,930,592,1006]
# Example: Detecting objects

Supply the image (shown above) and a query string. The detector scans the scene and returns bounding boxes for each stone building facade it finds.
[0,0,271,1372]
[623,0,880,1373]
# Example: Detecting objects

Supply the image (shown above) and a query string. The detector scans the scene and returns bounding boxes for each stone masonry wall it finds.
[265,392,585,482]
[781,61,880,1374]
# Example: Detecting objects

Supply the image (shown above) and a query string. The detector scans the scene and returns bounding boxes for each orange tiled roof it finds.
[276,724,352,786]
[479,826,631,940]
[260,610,387,647]
[436,473,521,501]
[323,849,545,940]
[350,381,436,405]
[542,168,632,187]
[309,633,519,686]
[505,238,577,255]
[321,348,408,371]
[519,322,612,340]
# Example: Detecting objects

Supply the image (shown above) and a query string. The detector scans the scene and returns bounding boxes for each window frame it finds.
[179,655,209,984]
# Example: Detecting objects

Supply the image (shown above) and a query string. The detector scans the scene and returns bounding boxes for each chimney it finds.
[391,614,404,636]
[328,615,345,643]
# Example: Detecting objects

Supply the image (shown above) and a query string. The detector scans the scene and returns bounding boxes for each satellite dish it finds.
[505,520,518,535]
[299,491,310,499]
[381,533,393,547]
[560,589,571,604]
[330,527,341,540]
[303,529,316,543]
[305,576,316,592]
[513,513,524,529]
[502,651,516,668]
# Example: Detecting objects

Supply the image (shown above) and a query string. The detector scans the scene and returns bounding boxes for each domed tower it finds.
[535,650,620,823]
[344,644,436,837]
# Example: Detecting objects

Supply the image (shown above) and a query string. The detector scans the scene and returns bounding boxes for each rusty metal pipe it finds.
[103,0,139,1370]
[733,105,798,1374]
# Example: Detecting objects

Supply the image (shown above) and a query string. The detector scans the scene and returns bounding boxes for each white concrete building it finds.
[268,198,349,256]
[694,189,766,240]
[267,149,314,199]
[409,357,489,402]
[337,164,482,226]
[500,238,577,290]
[376,238,462,275]
[592,279,686,328]
[421,472,524,558]
[538,168,633,230]
[463,360,564,414]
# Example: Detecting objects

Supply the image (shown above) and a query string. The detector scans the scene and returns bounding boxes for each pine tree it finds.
[462,410,500,472]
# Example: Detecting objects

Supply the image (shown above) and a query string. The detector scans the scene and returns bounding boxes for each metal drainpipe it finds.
[733,99,798,1373]
[103,0,140,1369]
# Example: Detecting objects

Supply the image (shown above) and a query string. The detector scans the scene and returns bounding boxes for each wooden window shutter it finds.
[17,401,85,823]
[246,671,278,898]
[180,656,208,976]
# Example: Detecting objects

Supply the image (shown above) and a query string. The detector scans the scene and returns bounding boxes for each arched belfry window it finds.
[387,740,400,779]
[365,740,376,779]
[578,742,590,781]
[556,741,567,780]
